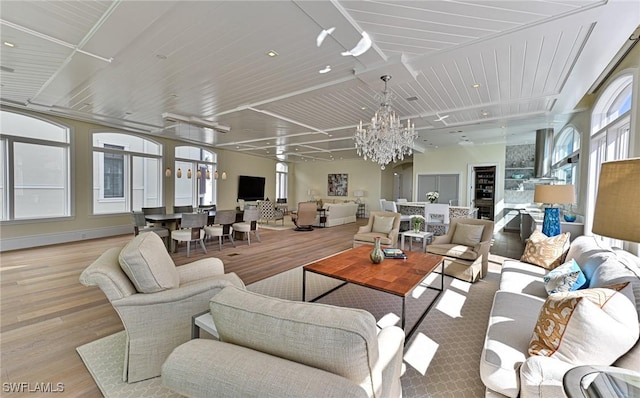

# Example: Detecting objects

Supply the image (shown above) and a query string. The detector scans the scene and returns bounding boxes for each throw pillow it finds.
[528,282,639,366]
[119,232,179,293]
[372,215,394,234]
[543,259,587,294]
[520,230,570,269]
[451,223,484,247]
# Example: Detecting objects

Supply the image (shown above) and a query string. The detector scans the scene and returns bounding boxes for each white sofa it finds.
[319,202,358,227]
[480,235,640,397]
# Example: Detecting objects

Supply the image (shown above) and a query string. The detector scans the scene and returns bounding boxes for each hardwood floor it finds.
[0,221,365,396]
[0,221,521,397]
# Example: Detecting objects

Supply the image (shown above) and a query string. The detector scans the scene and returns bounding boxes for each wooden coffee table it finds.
[302,245,444,343]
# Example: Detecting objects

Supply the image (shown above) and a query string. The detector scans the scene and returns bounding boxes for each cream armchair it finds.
[162,286,405,398]
[426,218,494,282]
[353,211,401,248]
[79,232,245,383]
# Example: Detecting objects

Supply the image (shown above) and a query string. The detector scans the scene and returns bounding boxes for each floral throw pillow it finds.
[543,259,587,294]
[529,283,638,365]
[520,230,570,269]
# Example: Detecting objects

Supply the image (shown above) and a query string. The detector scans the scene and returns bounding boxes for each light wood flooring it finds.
[0,220,522,397]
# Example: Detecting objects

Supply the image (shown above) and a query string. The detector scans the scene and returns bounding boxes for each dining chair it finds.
[204,210,237,251]
[131,211,170,249]
[424,204,450,235]
[173,205,194,214]
[142,206,166,227]
[231,208,261,245]
[171,213,208,257]
[382,200,411,231]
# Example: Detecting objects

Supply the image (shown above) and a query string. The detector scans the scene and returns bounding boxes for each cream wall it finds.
[293,159,384,213]
[412,143,506,207]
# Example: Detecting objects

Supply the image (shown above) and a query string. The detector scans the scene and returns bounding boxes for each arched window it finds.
[92,132,163,214]
[276,162,288,200]
[0,110,71,221]
[551,126,580,187]
[174,146,218,207]
[587,73,633,246]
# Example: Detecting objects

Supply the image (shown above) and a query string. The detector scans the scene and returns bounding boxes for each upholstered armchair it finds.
[162,286,405,398]
[79,232,245,383]
[257,200,285,225]
[353,211,401,249]
[426,218,494,282]
[291,201,317,231]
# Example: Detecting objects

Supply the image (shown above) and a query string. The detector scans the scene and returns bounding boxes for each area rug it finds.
[77,263,501,398]
[257,215,297,231]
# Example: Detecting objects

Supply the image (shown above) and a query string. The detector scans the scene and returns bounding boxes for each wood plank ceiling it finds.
[1,0,638,163]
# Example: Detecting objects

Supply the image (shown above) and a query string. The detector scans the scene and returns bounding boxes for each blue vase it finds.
[542,207,561,236]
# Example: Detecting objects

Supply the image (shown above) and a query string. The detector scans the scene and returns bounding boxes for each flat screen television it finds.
[237,175,266,201]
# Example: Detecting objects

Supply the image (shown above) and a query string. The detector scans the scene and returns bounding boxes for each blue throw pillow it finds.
[543,259,587,294]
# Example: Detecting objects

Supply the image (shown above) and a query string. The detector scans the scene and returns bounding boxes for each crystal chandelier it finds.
[354,75,416,169]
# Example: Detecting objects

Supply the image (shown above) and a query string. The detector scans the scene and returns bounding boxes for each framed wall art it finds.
[328,173,348,196]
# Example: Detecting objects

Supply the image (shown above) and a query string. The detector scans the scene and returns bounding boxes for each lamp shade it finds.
[533,184,575,204]
[354,190,364,198]
[592,158,640,242]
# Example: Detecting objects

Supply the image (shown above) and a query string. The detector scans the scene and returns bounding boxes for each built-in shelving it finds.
[474,166,496,220]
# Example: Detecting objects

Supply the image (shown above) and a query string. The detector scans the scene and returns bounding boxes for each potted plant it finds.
[426,191,439,203]
[411,215,425,233]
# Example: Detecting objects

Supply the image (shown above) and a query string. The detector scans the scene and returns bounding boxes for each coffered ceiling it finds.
[1,1,638,163]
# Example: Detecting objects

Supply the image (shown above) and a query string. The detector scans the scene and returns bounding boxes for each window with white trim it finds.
[0,110,71,221]
[276,162,288,200]
[551,126,580,189]
[92,133,163,214]
[174,146,217,207]
[587,73,633,247]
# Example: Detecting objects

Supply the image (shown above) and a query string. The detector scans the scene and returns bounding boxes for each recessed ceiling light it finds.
[361,106,367,110]
[481,111,488,117]
[319,65,331,74]
[472,83,480,88]
[3,41,15,48]
[328,134,332,137]
[156,54,167,60]
[266,50,278,57]
[406,96,419,102]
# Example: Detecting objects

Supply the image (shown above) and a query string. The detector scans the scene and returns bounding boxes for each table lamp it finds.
[354,190,365,203]
[592,158,640,242]
[534,184,575,237]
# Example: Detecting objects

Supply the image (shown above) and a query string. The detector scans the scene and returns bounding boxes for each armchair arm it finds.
[431,235,451,244]
[113,273,244,307]
[474,240,492,278]
[374,326,405,398]
[357,225,371,234]
[177,257,225,284]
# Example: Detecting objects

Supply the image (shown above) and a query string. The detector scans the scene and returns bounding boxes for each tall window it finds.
[551,126,580,190]
[174,146,217,207]
[587,73,633,247]
[276,162,288,200]
[92,133,162,214]
[0,110,71,221]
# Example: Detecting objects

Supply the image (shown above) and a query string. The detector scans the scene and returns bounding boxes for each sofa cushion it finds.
[118,232,179,293]
[209,286,380,393]
[499,260,547,298]
[529,283,639,366]
[480,291,546,398]
[451,223,484,247]
[543,259,587,294]
[520,230,570,270]
[426,243,478,261]
[372,215,394,234]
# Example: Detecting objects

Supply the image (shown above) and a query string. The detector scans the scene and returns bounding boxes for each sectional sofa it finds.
[480,235,640,397]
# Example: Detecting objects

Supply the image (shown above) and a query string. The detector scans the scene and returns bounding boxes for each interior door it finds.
[416,174,459,204]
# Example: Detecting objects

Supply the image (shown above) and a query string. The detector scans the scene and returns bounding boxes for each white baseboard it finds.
[0,225,131,252]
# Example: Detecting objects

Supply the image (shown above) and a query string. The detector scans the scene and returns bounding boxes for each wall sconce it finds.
[176,168,182,178]
[165,167,172,177]
[187,169,192,179]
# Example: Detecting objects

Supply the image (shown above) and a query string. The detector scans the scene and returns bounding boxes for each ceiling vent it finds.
[161,112,230,133]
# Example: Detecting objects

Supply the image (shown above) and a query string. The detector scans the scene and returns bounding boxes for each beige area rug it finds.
[77,261,502,398]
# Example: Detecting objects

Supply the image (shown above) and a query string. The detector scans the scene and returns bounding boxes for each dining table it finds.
[145,210,217,230]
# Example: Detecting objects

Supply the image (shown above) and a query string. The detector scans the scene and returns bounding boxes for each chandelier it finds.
[353,75,416,169]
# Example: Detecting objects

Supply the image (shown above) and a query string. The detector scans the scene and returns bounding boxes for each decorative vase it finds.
[413,224,420,233]
[370,237,384,264]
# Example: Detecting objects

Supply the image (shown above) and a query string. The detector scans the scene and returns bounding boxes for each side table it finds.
[357,203,366,218]
[563,365,640,397]
[400,230,433,252]
[316,208,326,228]
[191,310,219,339]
